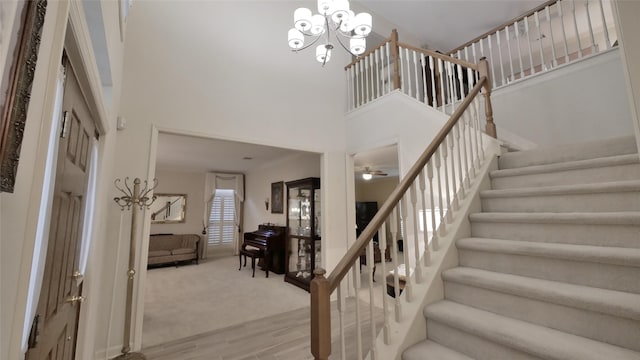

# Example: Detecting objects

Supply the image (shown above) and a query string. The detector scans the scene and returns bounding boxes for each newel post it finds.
[391,29,401,90]
[478,57,497,138]
[311,268,331,360]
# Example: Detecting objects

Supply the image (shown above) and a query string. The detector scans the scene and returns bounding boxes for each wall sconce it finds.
[265,197,270,211]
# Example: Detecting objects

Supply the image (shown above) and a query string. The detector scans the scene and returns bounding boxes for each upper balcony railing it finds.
[446,0,618,89]
[345,30,481,115]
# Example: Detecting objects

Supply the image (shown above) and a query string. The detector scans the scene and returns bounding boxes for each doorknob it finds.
[65,295,85,304]
[71,270,83,282]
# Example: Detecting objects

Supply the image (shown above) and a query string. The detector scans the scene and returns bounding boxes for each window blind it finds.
[208,189,235,246]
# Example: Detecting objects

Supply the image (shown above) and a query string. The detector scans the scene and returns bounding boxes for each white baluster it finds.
[471,108,481,171]
[460,115,471,188]
[571,0,584,58]
[466,112,477,179]
[421,54,428,105]
[454,122,465,200]
[438,58,445,112]
[426,161,439,251]
[515,19,525,79]
[473,97,485,160]
[441,141,453,223]
[429,56,437,108]
[418,170,430,266]
[369,53,376,100]
[385,42,392,93]
[558,1,570,64]
[505,25,514,83]
[448,134,459,211]
[356,61,362,107]
[367,241,377,360]
[413,50,420,101]
[598,0,611,49]
[546,5,558,67]
[364,56,370,103]
[376,48,382,98]
[378,222,391,344]
[472,42,478,66]
[434,149,447,237]
[352,261,363,359]
[525,16,535,74]
[337,284,347,359]
[464,47,470,64]
[456,64,465,100]
[399,196,413,302]
[389,207,402,321]
[487,34,498,87]
[496,28,506,86]
[399,47,406,96]
[585,0,596,54]
[409,183,423,283]
[535,11,546,71]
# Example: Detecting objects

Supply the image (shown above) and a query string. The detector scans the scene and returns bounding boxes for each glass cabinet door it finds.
[284,178,320,291]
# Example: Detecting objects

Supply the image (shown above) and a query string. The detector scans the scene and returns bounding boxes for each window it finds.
[208,189,235,246]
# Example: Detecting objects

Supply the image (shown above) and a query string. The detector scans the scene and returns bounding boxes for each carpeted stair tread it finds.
[402,340,474,360]
[498,135,638,169]
[442,267,640,320]
[469,211,640,225]
[456,238,640,267]
[424,301,640,360]
[480,180,640,198]
[490,153,639,178]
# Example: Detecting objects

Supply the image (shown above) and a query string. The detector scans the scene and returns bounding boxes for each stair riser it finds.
[481,192,640,213]
[427,320,543,360]
[458,250,640,293]
[444,281,640,351]
[470,222,640,248]
[491,164,640,189]
[498,137,638,169]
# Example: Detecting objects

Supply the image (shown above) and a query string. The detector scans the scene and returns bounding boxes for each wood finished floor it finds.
[143,299,384,360]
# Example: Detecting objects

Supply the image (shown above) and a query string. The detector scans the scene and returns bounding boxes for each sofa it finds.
[148,234,201,267]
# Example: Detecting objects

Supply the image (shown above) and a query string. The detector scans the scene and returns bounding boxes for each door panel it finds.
[26,57,96,360]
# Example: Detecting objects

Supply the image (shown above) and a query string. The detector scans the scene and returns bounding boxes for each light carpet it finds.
[142,255,310,348]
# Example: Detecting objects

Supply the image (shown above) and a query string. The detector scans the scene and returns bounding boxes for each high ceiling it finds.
[153,0,547,174]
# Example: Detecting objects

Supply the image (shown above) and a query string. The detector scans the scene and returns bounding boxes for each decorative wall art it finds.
[271,181,284,214]
[0,0,47,192]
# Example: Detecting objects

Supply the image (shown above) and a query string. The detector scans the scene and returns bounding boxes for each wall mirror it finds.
[150,194,186,223]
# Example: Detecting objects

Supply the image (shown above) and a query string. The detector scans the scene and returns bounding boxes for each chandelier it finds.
[287,0,372,65]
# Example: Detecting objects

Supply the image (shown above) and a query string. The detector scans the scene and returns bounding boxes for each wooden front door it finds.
[25,57,97,360]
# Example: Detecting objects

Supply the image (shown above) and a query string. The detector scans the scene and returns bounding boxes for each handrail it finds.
[326,77,487,292]
[397,41,478,70]
[446,0,558,55]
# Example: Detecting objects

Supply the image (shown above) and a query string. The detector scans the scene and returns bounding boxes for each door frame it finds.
[8,1,110,359]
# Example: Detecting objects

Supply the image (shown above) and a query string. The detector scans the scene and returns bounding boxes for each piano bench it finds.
[239,248,268,278]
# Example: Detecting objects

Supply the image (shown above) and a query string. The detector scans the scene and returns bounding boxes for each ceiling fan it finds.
[361,166,388,180]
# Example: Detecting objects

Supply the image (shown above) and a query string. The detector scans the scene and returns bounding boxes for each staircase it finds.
[402,136,640,360]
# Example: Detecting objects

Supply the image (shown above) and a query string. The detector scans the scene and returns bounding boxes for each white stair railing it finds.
[447,0,618,89]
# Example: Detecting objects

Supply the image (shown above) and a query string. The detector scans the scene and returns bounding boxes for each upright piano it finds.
[242,224,286,274]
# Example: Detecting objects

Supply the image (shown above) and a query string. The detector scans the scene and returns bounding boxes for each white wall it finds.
[355,176,399,204]
[244,152,321,232]
[613,1,640,154]
[491,49,635,147]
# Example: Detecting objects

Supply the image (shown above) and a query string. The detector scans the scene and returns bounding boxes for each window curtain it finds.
[203,172,244,258]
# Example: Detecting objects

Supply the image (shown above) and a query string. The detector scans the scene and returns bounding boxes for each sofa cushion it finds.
[172,248,195,255]
[149,250,171,257]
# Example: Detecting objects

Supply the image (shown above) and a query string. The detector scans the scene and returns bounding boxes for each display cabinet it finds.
[284,177,321,291]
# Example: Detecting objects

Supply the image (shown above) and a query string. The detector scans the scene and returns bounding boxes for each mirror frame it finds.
[150,193,187,224]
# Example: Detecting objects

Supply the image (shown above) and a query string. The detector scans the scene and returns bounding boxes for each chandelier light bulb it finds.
[354,12,372,36]
[362,173,373,180]
[316,44,333,63]
[288,28,305,49]
[350,37,366,55]
[317,0,333,15]
[294,8,313,32]
[339,10,356,32]
[331,0,350,24]
[310,14,326,35]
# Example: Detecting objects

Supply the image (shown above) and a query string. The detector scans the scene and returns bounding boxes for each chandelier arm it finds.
[292,34,322,53]
[334,34,355,58]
